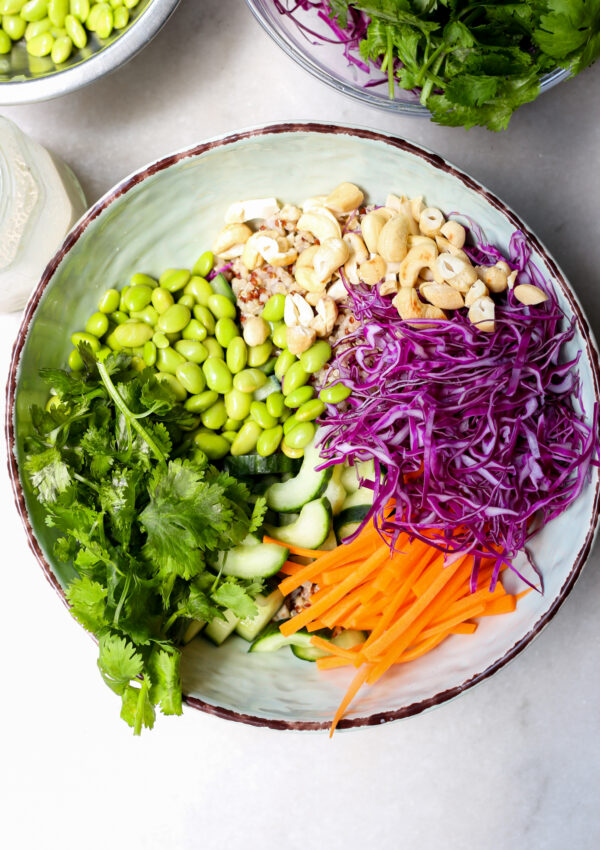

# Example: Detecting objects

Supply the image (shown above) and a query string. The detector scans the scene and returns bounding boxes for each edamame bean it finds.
[27,31,53,55]
[113,4,128,28]
[192,305,215,335]
[155,372,187,402]
[319,382,351,404]
[282,362,309,396]
[130,306,159,327]
[176,362,206,395]
[224,389,251,421]
[203,338,223,360]
[131,356,145,373]
[233,368,266,394]
[105,329,123,351]
[250,401,277,430]
[122,284,153,312]
[284,385,314,409]
[247,339,273,367]
[202,357,233,394]
[174,339,208,364]
[51,34,71,62]
[275,349,296,381]
[300,340,332,374]
[193,429,229,460]
[48,0,67,25]
[230,421,262,456]
[221,430,237,444]
[130,272,156,288]
[157,303,191,334]
[97,346,110,362]
[152,331,170,349]
[143,340,157,367]
[113,322,153,349]
[159,268,191,293]
[185,390,218,413]
[21,0,48,22]
[266,392,285,418]
[295,399,325,422]
[257,425,283,458]
[224,418,242,432]
[207,293,236,320]
[110,310,129,325]
[151,287,174,314]
[226,337,247,374]
[178,294,196,310]
[2,14,26,39]
[119,286,130,311]
[285,421,316,449]
[193,250,214,278]
[98,288,120,314]
[68,348,84,371]
[85,311,109,338]
[184,276,213,306]
[65,12,86,46]
[271,323,288,350]
[70,0,88,21]
[181,319,208,342]
[283,414,299,436]
[156,346,185,375]
[201,399,227,431]
[215,317,239,348]
[0,1,27,14]
[281,440,304,459]
[258,356,276,376]
[261,293,285,322]
[71,330,100,351]
[25,18,52,40]
[94,4,112,38]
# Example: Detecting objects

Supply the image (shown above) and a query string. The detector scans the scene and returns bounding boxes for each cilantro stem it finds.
[97,361,167,467]
[386,27,394,99]
[133,677,149,736]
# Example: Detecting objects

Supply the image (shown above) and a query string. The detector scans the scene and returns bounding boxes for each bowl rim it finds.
[0,0,181,106]
[244,0,570,117]
[6,121,600,731]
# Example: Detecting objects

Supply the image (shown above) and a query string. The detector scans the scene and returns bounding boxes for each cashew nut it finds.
[419,207,445,237]
[468,296,495,333]
[420,282,464,310]
[361,211,387,254]
[252,233,297,268]
[437,254,478,292]
[325,182,364,215]
[326,279,349,302]
[296,244,320,270]
[301,195,328,212]
[513,284,549,305]
[399,242,443,288]
[284,293,314,328]
[379,276,399,296]
[287,325,317,355]
[294,265,325,294]
[279,203,302,223]
[298,209,342,242]
[343,232,369,285]
[377,214,410,263]
[358,254,387,286]
[439,220,466,249]
[410,196,425,222]
[243,316,270,347]
[311,296,338,337]
[464,278,489,308]
[435,235,470,263]
[476,262,509,293]
[212,223,253,258]
[224,198,280,224]
[393,287,425,322]
[313,237,350,284]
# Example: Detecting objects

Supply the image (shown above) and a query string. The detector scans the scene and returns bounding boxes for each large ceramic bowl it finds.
[245,0,570,117]
[6,123,600,731]
[0,0,180,105]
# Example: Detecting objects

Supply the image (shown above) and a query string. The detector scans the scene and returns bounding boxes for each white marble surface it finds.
[1,1,600,848]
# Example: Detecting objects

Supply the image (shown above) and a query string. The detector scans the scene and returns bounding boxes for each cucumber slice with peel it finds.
[182,618,206,644]
[249,624,317,653]
[264,497,332,550]
[323,463,346,515]
[204,609,239,645]
[235,588,285,641]
[266,438,332,513]
[292,628,366,661]
[340,460,376,493]
[216,541,289,580]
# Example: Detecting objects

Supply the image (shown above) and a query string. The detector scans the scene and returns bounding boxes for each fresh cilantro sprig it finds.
[325,1,600,130]
[25,349,268,734]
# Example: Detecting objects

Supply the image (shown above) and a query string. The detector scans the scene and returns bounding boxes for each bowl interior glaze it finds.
[8,125,600,730]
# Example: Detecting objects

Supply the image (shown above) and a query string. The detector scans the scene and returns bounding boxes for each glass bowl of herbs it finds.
[245,0,597,131]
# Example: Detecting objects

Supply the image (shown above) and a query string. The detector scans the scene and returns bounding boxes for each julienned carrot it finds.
[278,560,311,576]
[310,635,366,661]
[329,667,370,737]
[263,536,330,558]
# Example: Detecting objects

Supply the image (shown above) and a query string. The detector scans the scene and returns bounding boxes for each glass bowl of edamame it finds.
[0,0,180,104]
[7,123,600,733]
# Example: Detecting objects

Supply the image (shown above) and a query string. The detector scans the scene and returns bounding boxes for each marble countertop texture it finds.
[1,2,599,849]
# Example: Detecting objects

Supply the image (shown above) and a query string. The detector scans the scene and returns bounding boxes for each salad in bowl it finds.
[8,125,599,734]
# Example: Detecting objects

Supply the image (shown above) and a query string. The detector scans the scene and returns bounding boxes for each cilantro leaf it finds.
[25,448,72,503]
[66,576,108,633]
[147,648,182,716]
[120,684,156,731]
[212,580,259,621]
[97,633,143,696]
[535,0,600,74]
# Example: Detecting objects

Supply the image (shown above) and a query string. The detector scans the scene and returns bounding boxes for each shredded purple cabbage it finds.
[317,228,599,589]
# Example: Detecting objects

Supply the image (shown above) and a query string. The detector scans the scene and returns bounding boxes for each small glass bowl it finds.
[245,0,570,117]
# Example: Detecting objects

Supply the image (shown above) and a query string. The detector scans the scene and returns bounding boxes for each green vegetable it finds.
[327,0,600,131]
[24,348,269,733]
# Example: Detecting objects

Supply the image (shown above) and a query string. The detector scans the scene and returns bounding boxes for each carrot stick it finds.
[449,622,478,635]
[310,635,366,661]
[317,655,357,670]
[329,666,370,737]
[263,536,330,558]
[306,620,327,632]
[479,595,517,616]
[418,605,486,639]
[321,562,364,586]
[278,560,311,576]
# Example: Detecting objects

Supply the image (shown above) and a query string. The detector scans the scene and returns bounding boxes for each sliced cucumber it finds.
[265,497,332,550]
[253,375,281,402]
[340,460,376,493]
[182,618,206,645]
[320,528,338,550]
[248,623,311,653]
[335,519,362,542]
[291,628,366,662]
[332,629,366,649]
[291,641,329,662]
[341,486,375,511]
[216,541,289,580]
[210,272,236,303]
[323,464,346,516]
[266,438,332,513]
[236,588,285,641]
[204,609,239,645]
[224,453,299,476]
